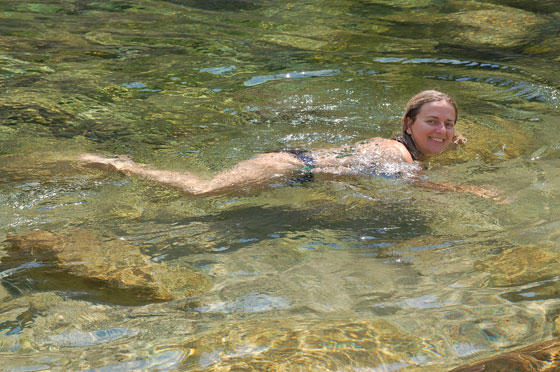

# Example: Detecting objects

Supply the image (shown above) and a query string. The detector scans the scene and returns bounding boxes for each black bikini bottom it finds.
[281,149,315,184]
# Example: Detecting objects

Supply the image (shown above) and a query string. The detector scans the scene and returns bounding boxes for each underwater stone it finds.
[5,230,211,302]
[0,102,76,140]
[177,318,427,371]
[0,284,8,302]
[524,36,560,59]
[434,117,531,164]
[0,153,88,183]
[449,339,560,372]
[448,9,546,48]
[475,244,560,287]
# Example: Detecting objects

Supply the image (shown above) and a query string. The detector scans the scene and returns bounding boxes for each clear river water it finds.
[1,1,560,371]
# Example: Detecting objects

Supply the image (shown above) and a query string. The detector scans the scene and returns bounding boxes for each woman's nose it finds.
[434,121,446,132]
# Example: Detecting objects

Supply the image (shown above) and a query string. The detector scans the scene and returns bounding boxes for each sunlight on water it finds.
[1,0,560,371]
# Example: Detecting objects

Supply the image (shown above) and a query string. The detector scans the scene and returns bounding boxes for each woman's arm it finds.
[410,178,501,199]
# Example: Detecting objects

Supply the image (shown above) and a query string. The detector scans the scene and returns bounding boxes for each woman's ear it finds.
[405,118,413,135]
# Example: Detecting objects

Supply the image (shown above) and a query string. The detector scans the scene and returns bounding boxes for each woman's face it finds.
[406,100,456,156]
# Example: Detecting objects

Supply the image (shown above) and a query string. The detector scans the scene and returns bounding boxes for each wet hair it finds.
[397,90,458,161]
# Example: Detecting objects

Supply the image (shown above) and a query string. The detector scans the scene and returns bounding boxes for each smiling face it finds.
[405,100,456,157]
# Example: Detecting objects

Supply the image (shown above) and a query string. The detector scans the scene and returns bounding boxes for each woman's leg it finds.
[79,152,304,195]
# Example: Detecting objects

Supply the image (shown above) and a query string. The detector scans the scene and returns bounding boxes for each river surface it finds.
[1,1,560,371]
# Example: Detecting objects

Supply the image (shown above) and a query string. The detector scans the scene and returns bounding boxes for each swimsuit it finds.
[282,138,417,184]
[282,149,315,184]
[283,149,315,170]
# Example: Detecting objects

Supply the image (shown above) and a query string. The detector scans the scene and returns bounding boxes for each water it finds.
[1,0,560,371]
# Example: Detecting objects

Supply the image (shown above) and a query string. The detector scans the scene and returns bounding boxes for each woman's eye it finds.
[445,123,454,128]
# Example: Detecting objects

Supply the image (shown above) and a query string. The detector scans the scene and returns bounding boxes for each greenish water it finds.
[1,0,560,371]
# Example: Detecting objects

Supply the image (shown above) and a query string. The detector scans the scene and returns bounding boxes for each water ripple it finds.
[47,328,138,347]
[200,65,236,75]
[194,293,290,313]
[374,57,520,72]
[199,344,269,368]
[0,262,44,279]
[244,69,340,87]
[81,350,184,372]
[373,56,560,105]
[5,365,52,372]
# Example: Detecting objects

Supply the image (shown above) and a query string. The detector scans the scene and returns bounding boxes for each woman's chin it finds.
[422,147,449,157]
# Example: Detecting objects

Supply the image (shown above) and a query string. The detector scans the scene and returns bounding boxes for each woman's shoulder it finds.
[355,137,413,163]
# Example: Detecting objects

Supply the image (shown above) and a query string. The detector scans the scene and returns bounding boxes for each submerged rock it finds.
[175,318,430,371]
[0,102,74,130]
[525,37,560,60]
[435,117,532,164]
[4,230,211,303]
[449,339,560,372]
[475,244,560,288]
[448,8,546,49]
[0,152,85,182]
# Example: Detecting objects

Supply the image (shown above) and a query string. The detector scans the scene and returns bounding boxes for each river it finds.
[1,1,560,371]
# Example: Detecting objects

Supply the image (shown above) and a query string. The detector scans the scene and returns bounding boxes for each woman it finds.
[80,90,494,197]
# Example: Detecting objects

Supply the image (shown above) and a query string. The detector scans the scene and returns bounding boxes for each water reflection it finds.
[47,328,139,347]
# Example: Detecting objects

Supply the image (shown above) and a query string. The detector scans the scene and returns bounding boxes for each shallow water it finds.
[1,1,560,371]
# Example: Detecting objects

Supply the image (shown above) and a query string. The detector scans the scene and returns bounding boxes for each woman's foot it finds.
[78,153,134,172]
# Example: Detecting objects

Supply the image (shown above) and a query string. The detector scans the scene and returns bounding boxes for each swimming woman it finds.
[79,90,495,198]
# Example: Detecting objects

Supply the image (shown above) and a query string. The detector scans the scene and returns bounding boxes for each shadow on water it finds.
[0,104,76,138]
[0,197,430,305]
[0,229,212,306]
[152,200,431,258]
[162,0,264,11]
[0,267,170,306]
[484,0,560,13]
